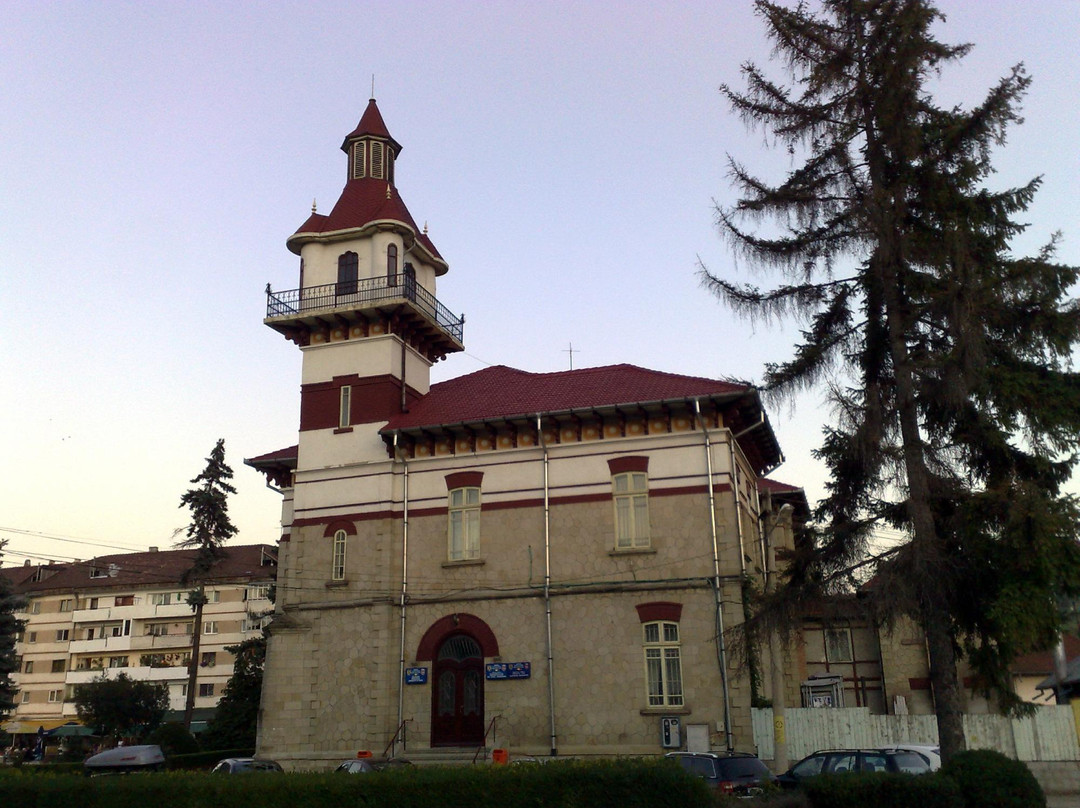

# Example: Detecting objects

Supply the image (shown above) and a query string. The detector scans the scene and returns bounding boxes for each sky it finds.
[2,1,1078,568]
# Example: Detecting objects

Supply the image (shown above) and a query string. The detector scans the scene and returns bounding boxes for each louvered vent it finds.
[352,142,366,179]
[370,141,384,179]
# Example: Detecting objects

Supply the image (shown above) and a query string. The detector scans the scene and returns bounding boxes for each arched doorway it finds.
[431,634,485,746]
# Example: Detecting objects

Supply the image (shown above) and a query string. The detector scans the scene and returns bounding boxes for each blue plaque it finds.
[485,661,531,680]
[405,667,428,684]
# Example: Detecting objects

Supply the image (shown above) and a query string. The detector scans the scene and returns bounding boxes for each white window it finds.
[245,584,270,602]
[55,629,69,642]
[448,487,480,561]
[206,590,221,603]
[151,593,171,606]
[48,689,62,703]
[613,472,650,548]
[241,617,270,633]
[59,599,73,612]
[27,631,37,643]
[825,628,853,663]
[643,621,683,707]
[21,691,30,703]
[146,623,168,637]
[332,529,347,580]
[339,385,352,428]
[23,660,33,674]
[31,601,41,614]
[203,621,218,635]
[108,656,128,668]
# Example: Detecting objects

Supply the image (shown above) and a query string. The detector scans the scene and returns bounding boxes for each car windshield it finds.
[892,752,930,773]
[719,758,770,779]
[791,755,826,778]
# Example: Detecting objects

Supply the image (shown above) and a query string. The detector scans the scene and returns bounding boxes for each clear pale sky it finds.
[2,1,1077,567]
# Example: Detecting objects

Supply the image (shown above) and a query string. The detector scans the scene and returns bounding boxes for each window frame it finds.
[387,243,398,286]
[824,627,853,663]
[337,251,359,296]
[613,471,651,549]
[339,385,352,429]
[331,529,347,580]
[447,486,481,561]
[642,620,684,707]
[198,682,215,698]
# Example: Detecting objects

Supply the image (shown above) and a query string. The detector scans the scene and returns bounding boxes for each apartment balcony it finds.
[72,601,193,624]
[69,635,132,654]
[264,278,464,356]
[129,633,193,652]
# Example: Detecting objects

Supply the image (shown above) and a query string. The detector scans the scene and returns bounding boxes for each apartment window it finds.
[448,487,480,561]
[199,683,215,698]
[613,472,650,548]
[151,593,172,606]
[643,621,683,707]
[115,595,134,606]
[332,529,347,580]
[59,599,73,612]
[201,652,216,668]
[203,621,218,635]
[245,584,270,602]
[51,659,66,673]
[21,691,30,704]
[90,567,107,578]
[146,623,168,637]
[55,629,69,642]
[108,656,128,668]
[242,616,270,633]
[339,385,352,429]
[387,243,398,286]
[825,628,853,663]
[206,590,220,603]
[31,601,41,614]
[337,251,358,295]
[48,689,62,703]
[23,660,33,674]
[28,631,37,643]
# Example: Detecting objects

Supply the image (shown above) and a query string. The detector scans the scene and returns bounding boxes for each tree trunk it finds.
[184,591,204,731]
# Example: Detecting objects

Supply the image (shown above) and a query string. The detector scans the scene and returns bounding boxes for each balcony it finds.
[264,278,464,355]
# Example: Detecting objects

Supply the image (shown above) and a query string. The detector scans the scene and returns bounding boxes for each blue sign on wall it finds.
[405,667,428,684]
[485,661,531,680]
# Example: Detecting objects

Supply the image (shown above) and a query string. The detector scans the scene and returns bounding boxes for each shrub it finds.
[802,772,963,808]
[940,749,1046,808]
[146,722,200,756]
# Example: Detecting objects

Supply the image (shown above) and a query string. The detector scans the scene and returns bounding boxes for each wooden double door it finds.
[431,633,485,746]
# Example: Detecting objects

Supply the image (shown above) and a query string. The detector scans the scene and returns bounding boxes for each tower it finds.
[264,98,464,466]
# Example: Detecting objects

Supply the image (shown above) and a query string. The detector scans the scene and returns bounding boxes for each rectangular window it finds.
[613,472,651,549]
[55,629,69,642]
[448,487,481,561]
[825,628,853,663]
[24,660,33,674]
[151,593,171,606]
[51,659,66,673]
[48,689,62,702]
[21,691,30,703]
[201,652,216,668]
[31,601,41,614]
[59,599,73,612]
[146,623,168,637]
[206,590,220,603]
[643,621,683,707]
[115,595,134,606]
[332,530,347,580]
[203,621,218,635]
[245,584,270,601]
[108,656,128,668]
[199,683,215,698]
[28,631,37,643]
[339,385,352,428]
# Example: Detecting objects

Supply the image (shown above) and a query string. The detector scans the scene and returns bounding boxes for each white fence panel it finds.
[752,706,1079,762]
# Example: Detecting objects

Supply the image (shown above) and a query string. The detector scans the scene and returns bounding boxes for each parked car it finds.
[211,757,284,773]
[335,756,412,773]
[666,751,778,797]
[890,744,941,771]
[83,744,166,775]
[777,748,932,788]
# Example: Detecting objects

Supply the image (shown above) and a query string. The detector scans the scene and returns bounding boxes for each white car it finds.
[889,744,941,771]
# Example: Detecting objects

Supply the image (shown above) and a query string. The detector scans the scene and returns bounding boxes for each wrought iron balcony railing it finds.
[265,277,464,344]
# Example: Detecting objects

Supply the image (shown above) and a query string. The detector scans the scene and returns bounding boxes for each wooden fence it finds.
[751,706,1080,762]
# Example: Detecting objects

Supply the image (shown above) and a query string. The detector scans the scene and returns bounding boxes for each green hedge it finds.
[802,772,964,808]
[0,758,711,808]
[939,749,1046,808]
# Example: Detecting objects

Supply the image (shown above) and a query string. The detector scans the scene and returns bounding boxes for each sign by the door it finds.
[405,667,428,684]
[485,661,530,680]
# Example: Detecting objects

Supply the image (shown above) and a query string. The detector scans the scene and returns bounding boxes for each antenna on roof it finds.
[371,74,376,99]
[564,342,579,371]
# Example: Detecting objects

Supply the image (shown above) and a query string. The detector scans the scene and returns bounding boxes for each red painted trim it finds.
[445,471,484,490]
[300,374,423,430]
[636,602,683,623]
[608,456,649,474]
[323,520,357,538]
[415,614,499,661]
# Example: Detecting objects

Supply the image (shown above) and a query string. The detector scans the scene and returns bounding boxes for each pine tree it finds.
[706,0,1080,760]
[176,439,238,731]
[0,540,26,719]
[198,636,265,751]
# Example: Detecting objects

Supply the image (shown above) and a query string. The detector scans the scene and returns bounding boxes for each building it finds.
[248,99,811,768]
[2,544,276,736]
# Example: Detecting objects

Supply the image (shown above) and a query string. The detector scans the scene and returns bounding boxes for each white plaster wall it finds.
[300,336,431,389]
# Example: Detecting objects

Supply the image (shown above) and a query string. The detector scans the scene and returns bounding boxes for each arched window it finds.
[613,471,650,549]
[331,529,347,581]
[387,244,398,287]
[448,487,480,561]
[337,252,358,295]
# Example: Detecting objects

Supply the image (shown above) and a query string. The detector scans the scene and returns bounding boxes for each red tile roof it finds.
[1013,634,1080,675]
[341,98,400,152]
[289,180,421,243]
[383,364,750,430]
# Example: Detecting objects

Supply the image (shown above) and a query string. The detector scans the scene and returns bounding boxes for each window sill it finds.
[639,706,690,716]
[609,547,657,557]
[325,579,349,588]
[442,558,485,569]
[333,427,353,434]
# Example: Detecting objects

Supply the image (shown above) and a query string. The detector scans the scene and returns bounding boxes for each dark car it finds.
[211,757,284,773]
[335,756,412,773]
[666,751,778,797]
[777,748,931,789]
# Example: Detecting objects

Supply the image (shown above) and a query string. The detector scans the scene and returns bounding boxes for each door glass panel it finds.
[463,670,481,715]
[438,671,456,716]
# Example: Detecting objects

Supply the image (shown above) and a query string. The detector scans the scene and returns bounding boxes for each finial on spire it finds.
[371,74,375,100]
[423,221,429,235]
[311,198,317,214]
